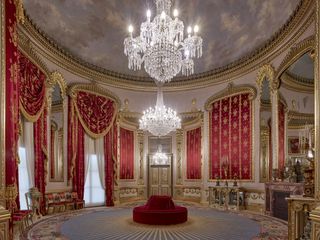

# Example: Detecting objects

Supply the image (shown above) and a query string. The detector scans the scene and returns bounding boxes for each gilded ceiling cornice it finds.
[18,0,313,91]
[288,110,314,121]
[68,83,121,109]
[276,35,315,81]
[179,111,203,127]
[280,71,314,93]
[204,83,257,111]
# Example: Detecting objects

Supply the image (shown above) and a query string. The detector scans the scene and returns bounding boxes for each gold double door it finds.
[148,155,172,196]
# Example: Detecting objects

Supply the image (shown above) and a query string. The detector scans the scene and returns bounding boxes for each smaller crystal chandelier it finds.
[139,87,181,136]
[152,145,169,165]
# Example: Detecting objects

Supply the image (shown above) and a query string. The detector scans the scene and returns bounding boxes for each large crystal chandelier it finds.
[124,0,203,83]
[139,87,181,136]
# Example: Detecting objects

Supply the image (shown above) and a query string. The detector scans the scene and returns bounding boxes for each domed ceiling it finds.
[24,0,300,80]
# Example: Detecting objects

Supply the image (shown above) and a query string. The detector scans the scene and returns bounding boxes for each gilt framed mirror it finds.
[47,72,67,182]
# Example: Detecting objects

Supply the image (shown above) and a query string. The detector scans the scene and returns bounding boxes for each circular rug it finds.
[22,206,288,240]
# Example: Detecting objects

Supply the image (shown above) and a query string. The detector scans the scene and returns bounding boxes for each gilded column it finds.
[310,1,320,239]
[271,86,279,178]
[176,129,183,185]
[137,130,144,185]
[0,0,6,207]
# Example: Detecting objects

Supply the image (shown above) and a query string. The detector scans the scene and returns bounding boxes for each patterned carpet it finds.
[21,205,288,240]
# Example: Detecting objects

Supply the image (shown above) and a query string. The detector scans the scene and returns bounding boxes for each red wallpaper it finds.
[210,93,252,180]
[186,127,201,179]
[120,128,134,179]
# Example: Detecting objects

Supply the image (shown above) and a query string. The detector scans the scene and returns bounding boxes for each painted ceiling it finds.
[24,0,300,79]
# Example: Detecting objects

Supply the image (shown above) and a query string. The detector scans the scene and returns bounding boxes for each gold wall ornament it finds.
[204,83,257,111]
[276,35,315,82]
[14,0,24,24]
[17,0,313,91]
[256,64,276,96]
[47,71,67,113]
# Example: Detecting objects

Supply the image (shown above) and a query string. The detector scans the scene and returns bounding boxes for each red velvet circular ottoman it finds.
[133,195,188,225]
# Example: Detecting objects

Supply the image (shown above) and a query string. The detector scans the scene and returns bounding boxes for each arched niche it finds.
[256,65,276,182]
[47,71,67,182]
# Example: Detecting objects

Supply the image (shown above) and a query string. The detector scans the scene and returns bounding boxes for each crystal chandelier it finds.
[124,0,203,83]
[152,145,169,165]
[139,87,181,136]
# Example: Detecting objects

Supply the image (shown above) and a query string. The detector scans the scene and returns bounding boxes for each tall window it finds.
[84,154,105,207]
[18,147,30,210]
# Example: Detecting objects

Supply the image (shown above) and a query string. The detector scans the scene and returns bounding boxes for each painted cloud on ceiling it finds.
[24,0,300,78]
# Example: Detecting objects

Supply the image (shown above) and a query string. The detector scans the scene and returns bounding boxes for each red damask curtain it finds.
[104,128,115,206]
[34,109,48,213]
[68,91,117,206]
[186,127,201,179]
[120,128,134,179]
[17,50,47,213]
[75,91,116,138]
[278,101,285,174]
[18,52,46,122]
[210,93,252,180]
[5,0,20,211]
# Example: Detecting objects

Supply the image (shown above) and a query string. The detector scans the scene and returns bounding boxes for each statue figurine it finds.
[215,175,220,186]
[233,174,238,187]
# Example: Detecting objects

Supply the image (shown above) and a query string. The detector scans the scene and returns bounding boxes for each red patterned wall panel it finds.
[186,127,201,179]
[210,93,252,180]
[120,128,134,179]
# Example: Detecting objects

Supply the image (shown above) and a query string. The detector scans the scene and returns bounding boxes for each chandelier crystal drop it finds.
[152,145,169,165]
[139,87,181,136]
[124,0,203,83]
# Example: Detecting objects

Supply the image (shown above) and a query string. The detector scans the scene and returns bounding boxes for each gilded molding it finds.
[0,0,5,205]
[204,83,257,111]
[47,71,67,114]
[14,0,24,24]
[256,64,277,95]
[118,111,142,128]
[18,0,314,91]
[276,35,315,81]
[137,130,144,183]
[17,36,50,78]
[314,0,320,202]
[280,71,314,93]
[179,111,204,127]
[288,110,314,121]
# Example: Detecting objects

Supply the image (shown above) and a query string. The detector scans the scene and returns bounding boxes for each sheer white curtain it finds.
[96,137,105,189]
[84,134,105,207]
[18,121,34,210]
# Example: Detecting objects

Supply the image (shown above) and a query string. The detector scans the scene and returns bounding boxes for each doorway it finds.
[147,136,173,197]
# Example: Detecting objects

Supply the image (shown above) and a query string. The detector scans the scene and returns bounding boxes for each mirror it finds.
[49,76,66,182]
[279,50,314,184]
[259,77,272,182]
